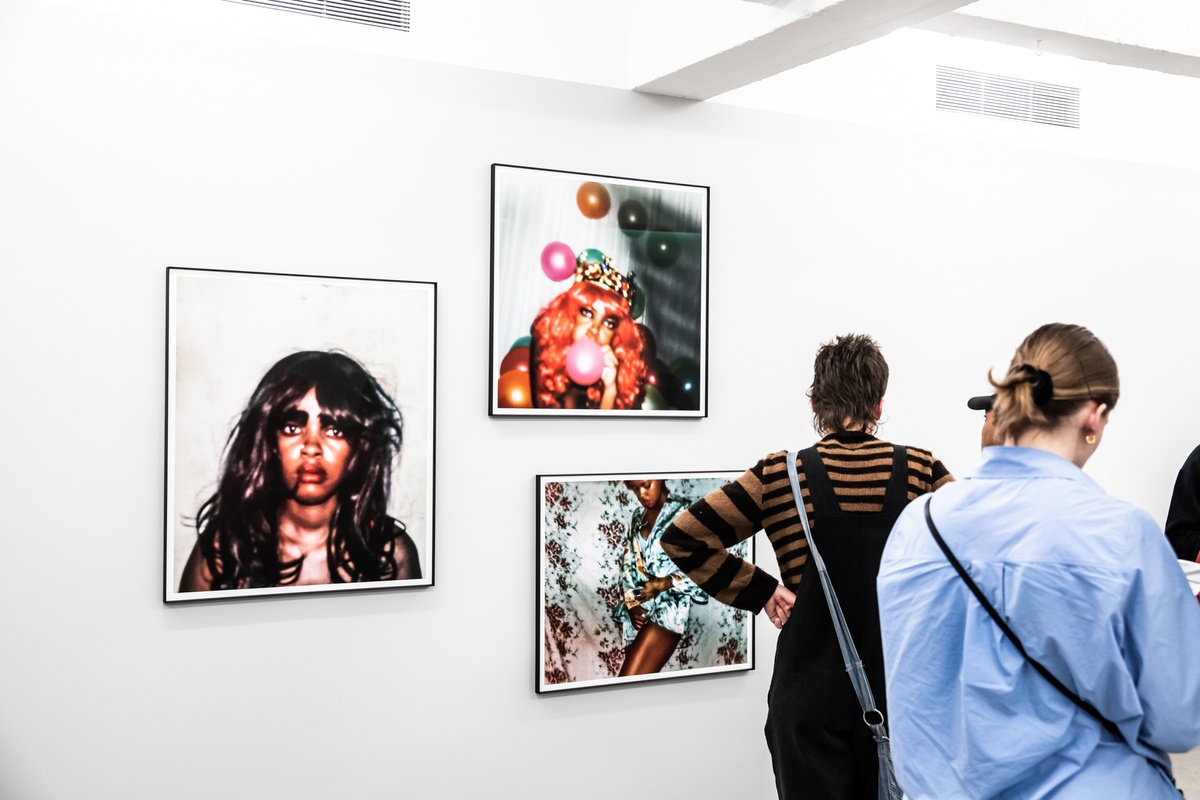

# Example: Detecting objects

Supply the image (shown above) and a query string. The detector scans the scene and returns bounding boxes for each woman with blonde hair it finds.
[878,323,1200,799]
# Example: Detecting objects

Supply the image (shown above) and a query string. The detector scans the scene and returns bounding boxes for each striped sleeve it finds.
[662,441,954,613]
[661,460,779,613]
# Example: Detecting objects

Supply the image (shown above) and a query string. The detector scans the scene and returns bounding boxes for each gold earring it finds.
[1085,434,1097,445]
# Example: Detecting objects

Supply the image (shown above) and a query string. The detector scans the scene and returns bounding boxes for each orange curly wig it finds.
[530,281,647,409]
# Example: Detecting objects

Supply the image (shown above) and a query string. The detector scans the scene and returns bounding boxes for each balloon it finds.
[668,356,701,410]
[540,241,576,281]
[617,199,648,237]
[645,231,681,268]
[576,182,611,219]
[511,335,532,350]
[497,369,532,409]
[636,324,657,363]
[566,339,605,386]
[647,357,680,409]
[642,384,668,411]
[628,276,646,320]
[577,247,608,268]
[500,346,530,375]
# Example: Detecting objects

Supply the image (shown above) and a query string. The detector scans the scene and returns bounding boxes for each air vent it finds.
[226,0,410,32]
[936,66,1079,129]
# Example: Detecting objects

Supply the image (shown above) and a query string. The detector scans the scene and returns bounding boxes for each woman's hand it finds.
[598,346,619,409]
[635,575,675,603]
[629,605,649,631]
[765,583,796,629]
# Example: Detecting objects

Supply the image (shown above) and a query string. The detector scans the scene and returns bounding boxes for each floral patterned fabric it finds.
[542,478,751,686]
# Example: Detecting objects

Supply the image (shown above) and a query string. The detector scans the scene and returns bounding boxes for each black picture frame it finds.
[491,164,709,417]
[164,267,436,602]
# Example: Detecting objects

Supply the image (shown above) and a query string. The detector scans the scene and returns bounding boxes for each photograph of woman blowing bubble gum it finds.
[490,166,708,417]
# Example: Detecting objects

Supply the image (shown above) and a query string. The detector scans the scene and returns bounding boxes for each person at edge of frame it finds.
[878,322,1200,799]
[968,393,1004,449]
[1166,443,1200,562]
[660,333,954,800]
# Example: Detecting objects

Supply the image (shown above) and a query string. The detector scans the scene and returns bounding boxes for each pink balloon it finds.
[540,241,576,282]
[565,339,604,386]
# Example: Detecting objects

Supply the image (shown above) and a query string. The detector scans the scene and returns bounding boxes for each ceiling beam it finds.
[912,11,1200,79]
[635,0,975,100]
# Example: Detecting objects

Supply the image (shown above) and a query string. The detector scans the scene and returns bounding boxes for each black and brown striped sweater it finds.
[660,432,953,613]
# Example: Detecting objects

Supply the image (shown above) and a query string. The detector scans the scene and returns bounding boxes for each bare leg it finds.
[618,622,683,676]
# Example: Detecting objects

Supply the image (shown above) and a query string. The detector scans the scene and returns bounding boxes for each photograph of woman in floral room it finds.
[537,472,753,693]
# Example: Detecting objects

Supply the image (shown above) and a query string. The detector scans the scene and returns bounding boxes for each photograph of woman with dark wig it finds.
[530,257,647,410]
[179,350,421,592]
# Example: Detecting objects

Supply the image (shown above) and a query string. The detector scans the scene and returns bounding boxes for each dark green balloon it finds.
[668,357,701,410]
[636,323,657,362]
[645,231,681,268]
[511,335,532,350]
[617,199,649,237]
[578,247,608,267]
[642,384,668,411]
[628,277,646,320]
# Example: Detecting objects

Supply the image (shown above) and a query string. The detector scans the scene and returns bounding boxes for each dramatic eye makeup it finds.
[278,409,308,435]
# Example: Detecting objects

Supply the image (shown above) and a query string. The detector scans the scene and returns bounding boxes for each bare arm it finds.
[391,528,422,580]
[178,541,213,592]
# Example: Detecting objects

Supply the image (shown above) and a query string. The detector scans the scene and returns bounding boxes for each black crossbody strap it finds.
[922,501,1122,739]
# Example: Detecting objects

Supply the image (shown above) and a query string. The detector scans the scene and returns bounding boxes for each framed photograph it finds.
[490,164,709,417]
[164,267,435,602]
[537,471,754,693]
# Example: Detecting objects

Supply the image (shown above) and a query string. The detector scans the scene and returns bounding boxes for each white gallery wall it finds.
[2,1,1199,798]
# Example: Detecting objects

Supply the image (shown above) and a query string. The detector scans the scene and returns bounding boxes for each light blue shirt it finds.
[878,446,1200,799]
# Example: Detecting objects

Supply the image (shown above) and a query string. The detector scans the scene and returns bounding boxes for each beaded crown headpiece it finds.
[574,251,636,305]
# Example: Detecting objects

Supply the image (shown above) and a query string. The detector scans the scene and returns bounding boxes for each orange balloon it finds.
[498,369,533,409]
[576,182,611,219]
[500,346,530,375]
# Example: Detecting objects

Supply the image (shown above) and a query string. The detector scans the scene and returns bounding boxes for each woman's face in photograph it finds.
[626,479,665,509]
[275,387,353,505]
[573,298,619,347]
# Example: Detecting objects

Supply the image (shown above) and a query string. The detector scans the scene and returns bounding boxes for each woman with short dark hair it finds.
[180,350,419,591]
[662,333,952,800]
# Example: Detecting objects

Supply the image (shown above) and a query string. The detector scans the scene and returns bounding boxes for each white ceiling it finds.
[633,0,1200,100]
[40,0,1200,168]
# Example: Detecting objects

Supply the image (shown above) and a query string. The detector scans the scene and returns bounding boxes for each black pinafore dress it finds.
[765,445,908,800]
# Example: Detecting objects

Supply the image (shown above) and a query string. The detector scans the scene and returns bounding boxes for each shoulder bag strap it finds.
[788,450,903,800]
[922,501,1122,738]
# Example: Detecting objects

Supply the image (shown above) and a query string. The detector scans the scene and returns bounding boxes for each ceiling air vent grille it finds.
[936,66,1079,129]
[226,0,410,32]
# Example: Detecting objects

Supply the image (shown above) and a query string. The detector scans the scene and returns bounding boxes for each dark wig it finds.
[194,351,406,589]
